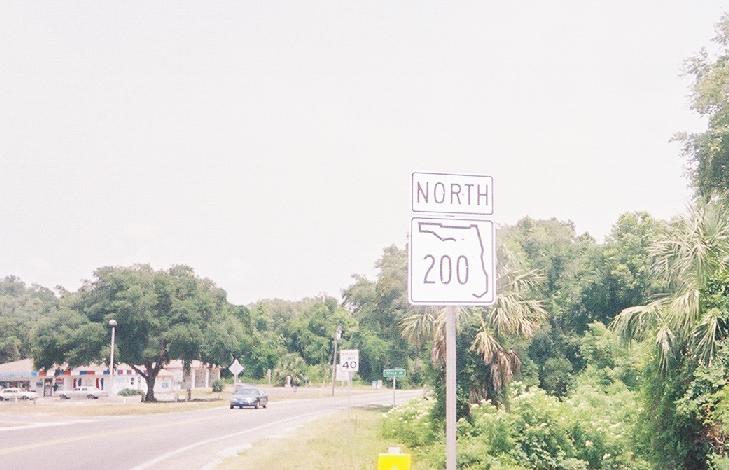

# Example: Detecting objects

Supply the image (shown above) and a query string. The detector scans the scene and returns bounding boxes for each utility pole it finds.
[330,325,342,397]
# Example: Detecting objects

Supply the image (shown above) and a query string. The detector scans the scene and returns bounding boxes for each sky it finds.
[0,1,726,304]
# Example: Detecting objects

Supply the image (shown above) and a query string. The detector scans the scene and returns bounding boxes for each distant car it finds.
[0,388,38,401]
[230,387,268,409]
[57,386,104,400]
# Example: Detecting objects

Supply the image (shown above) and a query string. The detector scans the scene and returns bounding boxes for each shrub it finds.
[541,355,575,397]
[304,363,329,384]
[383,382,649,469]
[382,397,439,448]
[211,379,224,392]
[117,388,143,397]
[273,353,308,386]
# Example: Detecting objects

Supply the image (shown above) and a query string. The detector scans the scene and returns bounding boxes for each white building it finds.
[0,359,221,396]
[109,360,221,394]
[0,359,41,393]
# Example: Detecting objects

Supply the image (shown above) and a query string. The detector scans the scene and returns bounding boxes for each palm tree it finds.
[612,195,729,369]
[401,247,546,403]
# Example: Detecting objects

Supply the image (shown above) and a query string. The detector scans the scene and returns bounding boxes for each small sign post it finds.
[384,368,406,407]
[408,172,496,470]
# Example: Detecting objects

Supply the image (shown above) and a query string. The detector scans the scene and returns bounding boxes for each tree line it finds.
[0,207,665,407]
[0,268,409,402]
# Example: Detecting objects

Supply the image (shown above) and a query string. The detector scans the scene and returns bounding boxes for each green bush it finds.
[273,353,308,386]
[541,355,574,397]
[304,363,330,384]
[117,388,143,397]
[211,379,224,392]
[381,397,439,448]
[384,382,649,469]
[710,453,729,470]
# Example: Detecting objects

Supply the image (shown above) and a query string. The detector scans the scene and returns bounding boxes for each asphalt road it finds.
[0,389,422,470]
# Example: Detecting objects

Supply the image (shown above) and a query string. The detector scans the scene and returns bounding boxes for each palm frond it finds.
[692,307,727,365]
[655,326,676,373]
[611,298,667,343]
[470,325,521,394]
[490,349,521,393]
[499,268,544,296]
[430,309,447,363]
[653,198,729,289]
[486,293,546,338]
[471,326,501,363]
[666,287,701,337]
[400,309,437,347]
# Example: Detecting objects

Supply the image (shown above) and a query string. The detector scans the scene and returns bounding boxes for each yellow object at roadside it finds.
[377,451,412,470]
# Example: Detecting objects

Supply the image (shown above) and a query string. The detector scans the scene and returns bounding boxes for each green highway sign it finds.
[383,368,406,379]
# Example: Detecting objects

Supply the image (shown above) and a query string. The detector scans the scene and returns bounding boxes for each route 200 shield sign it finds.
[408,217,495,306]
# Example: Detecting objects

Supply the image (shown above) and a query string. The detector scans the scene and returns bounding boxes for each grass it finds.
[219,405,435,470]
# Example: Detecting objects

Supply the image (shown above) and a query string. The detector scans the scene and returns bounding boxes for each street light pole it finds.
[108,319,117,397]
[330,325,342,397]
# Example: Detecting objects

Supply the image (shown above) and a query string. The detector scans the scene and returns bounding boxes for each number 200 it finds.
[423,254,469,285]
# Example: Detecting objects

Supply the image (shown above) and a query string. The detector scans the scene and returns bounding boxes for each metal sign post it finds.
[383,368,406,407]
[393,377,396,408]
[446,306,457,470]
[408,172,496,470]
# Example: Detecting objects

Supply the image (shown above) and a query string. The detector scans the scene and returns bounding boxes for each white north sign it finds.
[412,172,493,216]
[409,217,495,305]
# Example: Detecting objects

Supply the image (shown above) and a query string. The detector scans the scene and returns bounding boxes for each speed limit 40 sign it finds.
[339,349,359,372]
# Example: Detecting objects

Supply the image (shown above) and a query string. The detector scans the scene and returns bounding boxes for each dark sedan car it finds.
[230,387,268,409]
